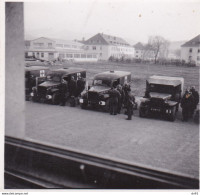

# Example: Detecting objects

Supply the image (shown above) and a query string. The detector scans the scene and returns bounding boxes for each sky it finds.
[24,0,200,43]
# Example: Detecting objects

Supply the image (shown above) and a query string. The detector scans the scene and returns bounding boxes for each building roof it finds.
[134,42,144,50]
[84,33,130,46]
[94,70,131,81]
[30,37,84,47]
[181,34,200,47]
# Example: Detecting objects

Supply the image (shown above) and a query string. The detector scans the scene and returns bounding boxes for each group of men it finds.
[60,76,85,106]
[108,83,136,120]
[181,86,199,121]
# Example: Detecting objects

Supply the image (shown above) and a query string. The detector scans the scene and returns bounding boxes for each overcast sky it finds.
[24,0,200,43]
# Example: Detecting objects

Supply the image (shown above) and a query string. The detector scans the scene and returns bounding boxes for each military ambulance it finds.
[25,66,50,100]
[31,67,86,105]
[139,75,184,121]
[79,70,131,111]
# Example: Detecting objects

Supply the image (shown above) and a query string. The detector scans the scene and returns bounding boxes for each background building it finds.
[83,33,135,60]
[25,37,98,62]
[181,34,200,65]
[134,42,155,61]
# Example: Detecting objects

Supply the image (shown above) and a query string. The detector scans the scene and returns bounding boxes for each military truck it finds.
[25,66,50,100]
[139,75,184,121]
[31,68,86,105]
[79,70,131,111]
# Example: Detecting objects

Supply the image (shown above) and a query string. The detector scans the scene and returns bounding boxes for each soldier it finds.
[76,77,86,97]
[109,87,121,115]
[181,90,195,121]
[60,79,68,106]
[190,86,199,116]
[116,84,124,114]
[69,76,77,107]
[125,88,135,120]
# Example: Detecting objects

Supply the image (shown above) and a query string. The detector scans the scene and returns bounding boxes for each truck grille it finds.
[88,92,99,101]
[150,98,164,108]
[38,86,47,97]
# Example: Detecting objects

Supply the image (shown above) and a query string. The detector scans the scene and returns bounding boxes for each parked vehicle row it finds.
[25,65,186,122]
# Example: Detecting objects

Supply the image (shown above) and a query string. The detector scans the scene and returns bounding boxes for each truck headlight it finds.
[99,101,106,106]
[30,92,34,97]
[79,99,84,103]
[46,95,52,100]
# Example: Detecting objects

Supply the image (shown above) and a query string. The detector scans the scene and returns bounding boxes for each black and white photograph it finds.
[2,0,200,191]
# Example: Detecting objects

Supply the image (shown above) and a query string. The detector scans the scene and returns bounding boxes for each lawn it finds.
[60,61,199,97]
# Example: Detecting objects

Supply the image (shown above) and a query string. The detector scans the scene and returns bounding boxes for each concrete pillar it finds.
[5,2,25,138]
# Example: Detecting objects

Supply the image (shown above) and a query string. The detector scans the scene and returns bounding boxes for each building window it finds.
[197,56,200,61]
[189,48,192,53]
[87,54,93,58]
[72,45,77,48]
[66,54,73,58]
[56,44,63,48]
[100,53,102,57]
[198,49,200,53]
[81,54,86,58]
[74,54,80,58]
[64,45,70,48]
[92,46,96,50]
[41,53,44,57]
[48,43,52,48]
[33,43,44,47]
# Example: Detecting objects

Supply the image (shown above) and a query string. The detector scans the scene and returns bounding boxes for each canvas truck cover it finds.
[148,75,184,95]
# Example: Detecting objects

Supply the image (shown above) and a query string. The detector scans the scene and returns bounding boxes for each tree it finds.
[147,36,169,64]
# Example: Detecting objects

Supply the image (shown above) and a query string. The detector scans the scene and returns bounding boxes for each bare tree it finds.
[147,36,169,64]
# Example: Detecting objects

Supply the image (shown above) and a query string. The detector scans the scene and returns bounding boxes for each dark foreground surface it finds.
[24,101,199,180]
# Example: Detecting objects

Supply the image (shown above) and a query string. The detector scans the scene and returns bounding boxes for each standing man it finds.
[190,86,199,116]
[125,88,135,120]
[69,76,77,107]
[116,84,124,114]
[60,79,68,106]
[181,90,194,121]
[109,88,120,115]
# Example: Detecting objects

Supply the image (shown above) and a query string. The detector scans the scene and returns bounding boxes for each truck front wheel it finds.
[52,93,60,105]
[168,107,176,122]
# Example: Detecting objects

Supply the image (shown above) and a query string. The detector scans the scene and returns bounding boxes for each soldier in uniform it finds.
[69,76,77,107]
[76,77,86,97]
[125,88,135,120]
[116,84,124,114]
[181,90,195,121]
[60,79,68,106]
[190,86,199,116]
[109,87,121,115]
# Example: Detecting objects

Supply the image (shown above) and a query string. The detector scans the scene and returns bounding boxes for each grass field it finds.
[59,61,200,97]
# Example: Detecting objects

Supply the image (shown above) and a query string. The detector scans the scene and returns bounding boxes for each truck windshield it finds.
[149,84,175,94]
[93,80,111,87]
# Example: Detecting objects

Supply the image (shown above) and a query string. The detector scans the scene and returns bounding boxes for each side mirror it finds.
[88,85,91,90]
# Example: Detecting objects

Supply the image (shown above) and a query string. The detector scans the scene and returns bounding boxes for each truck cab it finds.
[31,67,86,105]
[139,75,184,121]
[79,70,131,111]
[25,66,50,100]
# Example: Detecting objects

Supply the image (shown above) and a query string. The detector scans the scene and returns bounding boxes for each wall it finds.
[5,2,25,138]
[181,46,200,65]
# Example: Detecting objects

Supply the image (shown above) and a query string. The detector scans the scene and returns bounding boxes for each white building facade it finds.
[181,34,200,66]
[25,37,98,62]
[83,33,135,60]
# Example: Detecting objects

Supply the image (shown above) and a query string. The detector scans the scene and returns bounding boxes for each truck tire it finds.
[169,107,176,122]
[80,102,87,109]
[139,107,147,118]
[52,93,60,105]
